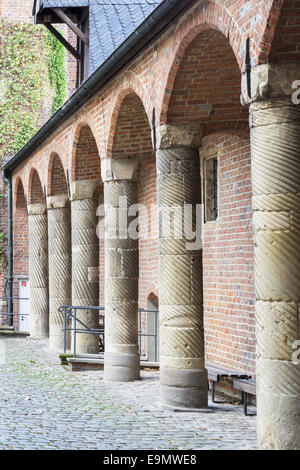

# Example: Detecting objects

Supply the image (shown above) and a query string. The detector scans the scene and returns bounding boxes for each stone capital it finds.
[70,179,100,201]
[241,63,300,106]
[101,157,138,182]
[27,202,47,216]
[47,194,70,210]
[156,124,203,150]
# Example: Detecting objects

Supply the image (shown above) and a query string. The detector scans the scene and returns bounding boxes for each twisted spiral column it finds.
[47,195,71,351]
[70,180,100,354]
[28,203,49,338]
[250,98,300,449]
[156,124,207,409]
[102,157,140,382]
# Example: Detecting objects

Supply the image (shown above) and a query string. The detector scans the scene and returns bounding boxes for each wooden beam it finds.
[44,24,80,60]
[52,7,89,46]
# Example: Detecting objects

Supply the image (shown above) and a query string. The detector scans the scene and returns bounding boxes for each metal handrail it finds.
[59,305,105,357]
[59,305,159,362]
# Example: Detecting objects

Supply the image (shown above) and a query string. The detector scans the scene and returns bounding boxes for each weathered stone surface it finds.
[70,179,100,201]
[101,157,139,182]
[103,178,140,382]
[28,203,47,216]
[157,146,207,408]
[71,182,100,355]
[250,98,300,450]
[156,124,203,150]
[241,63,300,106]
[47,198,71,351]
[28,206,49,339]
[47,195,70,210]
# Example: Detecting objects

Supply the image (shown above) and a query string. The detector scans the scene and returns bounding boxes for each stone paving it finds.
[0,337,257,450]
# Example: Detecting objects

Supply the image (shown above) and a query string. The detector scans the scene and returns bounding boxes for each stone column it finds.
[102,157,140,382]
[47,195,71,351]
[28,203,49,338]
[242,64,300,450]
[70,180,100,354]
[156,124,207,409]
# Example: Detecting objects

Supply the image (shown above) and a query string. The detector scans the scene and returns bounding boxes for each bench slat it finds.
[206,362,252,381]
[233,379,256,395]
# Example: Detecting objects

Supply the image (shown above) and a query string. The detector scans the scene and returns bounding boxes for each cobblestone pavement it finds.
[0,337,257,450]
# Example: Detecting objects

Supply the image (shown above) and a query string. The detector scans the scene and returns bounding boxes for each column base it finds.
[49,325,69,352]
[104,352,140,382]
[29,317,49,339]
[160,367,208,409]
[73,334,100,355]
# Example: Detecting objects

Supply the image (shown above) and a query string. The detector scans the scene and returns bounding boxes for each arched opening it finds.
[71,124,102,354]
[72,124,101,182]
[165,28,254,392]
[28,168,44,205]
[48,153,68,197]
[167,28,248,133]
[112,93,153,159]
[112,92,157,307]
[104,91,156,379]
[47,153,71,351]
[14,178,29,330]
[27,169,49,339]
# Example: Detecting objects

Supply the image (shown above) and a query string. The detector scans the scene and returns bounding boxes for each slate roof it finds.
[89,1,162,73]
[35,1,163,75]
[40,1,89,8]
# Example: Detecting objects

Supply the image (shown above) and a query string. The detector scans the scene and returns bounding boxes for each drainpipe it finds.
[2,170,13,327]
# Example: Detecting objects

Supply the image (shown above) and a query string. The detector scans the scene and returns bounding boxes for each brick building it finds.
[1,0,300,450]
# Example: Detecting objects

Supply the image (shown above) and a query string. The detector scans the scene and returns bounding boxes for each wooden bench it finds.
[233,378,256,416]
[206,362,252,404]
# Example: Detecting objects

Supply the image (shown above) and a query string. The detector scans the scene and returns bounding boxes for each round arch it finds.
[28,168,45,205]
[47,152,68,197]
[15,177,27,210]
[106,76,152,158]
[71,122,101,183]
[158,1,243,124]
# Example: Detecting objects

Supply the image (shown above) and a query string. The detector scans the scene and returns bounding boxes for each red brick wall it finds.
[0,0,33,22]
[29,169,45,204]
[167,29,248,131]
[13,179,29,326]
[14,179,28,277]
[111,93,153,159]
[66,28,78,97]
[270,0,300,62]
[72,125,101,181]
[49,154,68,196]
[202,131,255,374]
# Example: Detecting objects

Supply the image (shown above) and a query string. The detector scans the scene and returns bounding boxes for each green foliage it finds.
[0,20,66,160]
[47,30,67,113]
[0,232,6,264]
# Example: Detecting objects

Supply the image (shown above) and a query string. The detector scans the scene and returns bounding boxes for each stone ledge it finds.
[47,194,70,209]
[66,356,160,372]
[241,63,300,106]
[0,326,14,331]
[156,124,203,150]
[70,179,100,201]
[101,157,139,182]
[0,330,29,337]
